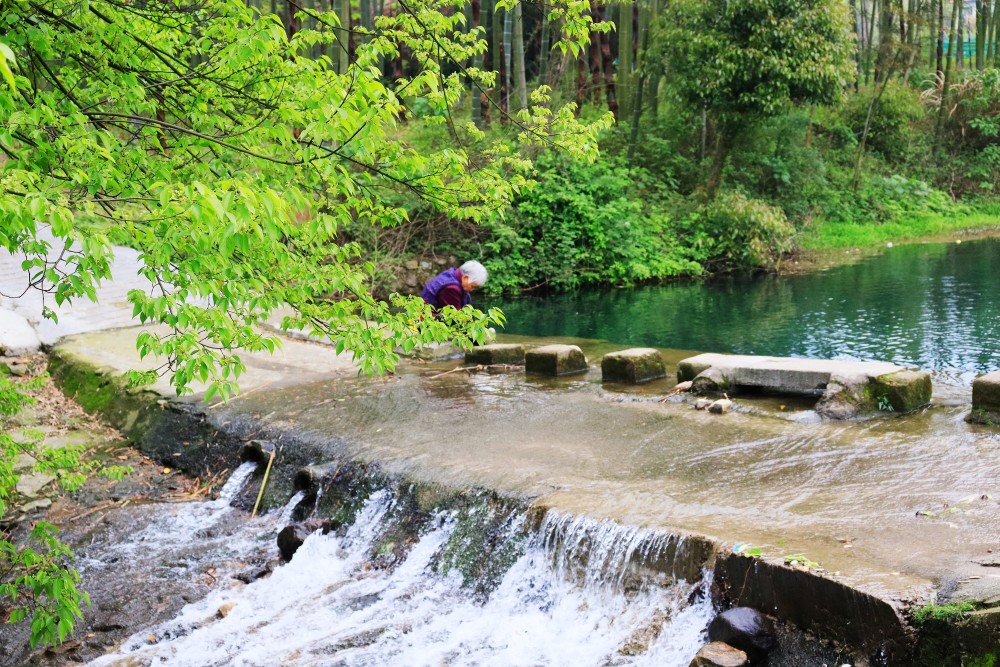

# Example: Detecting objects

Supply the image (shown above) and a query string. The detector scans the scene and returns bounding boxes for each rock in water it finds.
[277,519,332,561]
[709,398,733,414]
[707,607,776,664]
[689,641,749,667]
[695,398,714,410]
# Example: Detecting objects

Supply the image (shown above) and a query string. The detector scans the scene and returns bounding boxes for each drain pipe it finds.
[252,445,277,517]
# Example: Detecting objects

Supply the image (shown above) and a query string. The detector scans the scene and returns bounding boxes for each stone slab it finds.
[465,343,525,366]
[678,353,904,395]
[0,309,41,356]
[969,370,1000,424]
[525,344,588,376]
[601,348,666,384]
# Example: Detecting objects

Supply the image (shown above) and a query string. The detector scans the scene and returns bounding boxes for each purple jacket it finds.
[421,268,471,310]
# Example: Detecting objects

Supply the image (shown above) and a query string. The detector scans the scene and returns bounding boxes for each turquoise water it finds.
[486,238,1000,385]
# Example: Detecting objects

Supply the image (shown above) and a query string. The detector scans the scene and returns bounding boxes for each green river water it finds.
[486,237,1000,386]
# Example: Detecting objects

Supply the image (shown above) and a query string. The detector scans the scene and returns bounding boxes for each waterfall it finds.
[215,461,259,505]
[275,490,306,525]
[85,489,712,667]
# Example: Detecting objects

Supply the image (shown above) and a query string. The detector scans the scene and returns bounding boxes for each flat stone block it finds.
[873,370,932,413]
[679,353,904,396]
[601,348,666,384]
[969,370,1000,424]
[525,344,588,376]
[465,343,525,366]
[972,370,1000,413]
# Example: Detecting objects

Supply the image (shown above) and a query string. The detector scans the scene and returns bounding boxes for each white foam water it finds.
[86,486,712,667]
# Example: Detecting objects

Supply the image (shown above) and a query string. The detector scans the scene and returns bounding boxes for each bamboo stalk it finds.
[252,446,277,517]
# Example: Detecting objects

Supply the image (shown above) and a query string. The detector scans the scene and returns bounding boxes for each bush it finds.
[479,152,702,293]
[677,192,795,271]
[844,81,927,162]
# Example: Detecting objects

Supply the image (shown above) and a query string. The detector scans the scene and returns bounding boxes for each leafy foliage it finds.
[656,0,854,131]
[0,0,610,398]
[0,374,96,648]
[479,153,701,293]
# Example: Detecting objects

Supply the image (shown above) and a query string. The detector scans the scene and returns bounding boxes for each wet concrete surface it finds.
[52,328,1000,609]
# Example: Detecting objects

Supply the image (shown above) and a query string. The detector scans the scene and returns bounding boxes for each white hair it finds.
[459,260,488,287]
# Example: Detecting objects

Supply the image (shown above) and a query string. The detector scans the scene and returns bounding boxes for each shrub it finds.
[844,81,926,162]
[479,152,702,293]
[678,192,795,271]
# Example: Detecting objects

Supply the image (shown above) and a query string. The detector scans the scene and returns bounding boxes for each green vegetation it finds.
[4,0,1000,650]
[912,601,977,625]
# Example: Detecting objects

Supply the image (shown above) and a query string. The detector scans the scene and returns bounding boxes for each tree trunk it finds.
[512,1,527,110]
[286,0,300,40]
[936,0,944,76]
[594,2,618,120]
[472,0,483,127]
[492,4,505,120]
[957,0,965,70]
[502,7,511,117]
[618,0,635,120]
[590,29,602,104]
[338,0,350,74]
[934,0,961,154]
[705,129,729,200]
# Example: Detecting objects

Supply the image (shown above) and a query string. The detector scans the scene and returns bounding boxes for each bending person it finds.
[420,260,488,312]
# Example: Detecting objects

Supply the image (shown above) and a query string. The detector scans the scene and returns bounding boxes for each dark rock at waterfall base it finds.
[234,559,279,583]
[278,519,333,561]
[708,607,777,664]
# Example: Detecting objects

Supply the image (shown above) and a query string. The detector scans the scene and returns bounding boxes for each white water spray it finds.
[85,484,712,667]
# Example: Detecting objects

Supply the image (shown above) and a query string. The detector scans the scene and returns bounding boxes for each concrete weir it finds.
[677,352,933,418]
[38,329,1000,666]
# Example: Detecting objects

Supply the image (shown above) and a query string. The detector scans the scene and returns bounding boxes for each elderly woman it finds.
[420,260,488,311]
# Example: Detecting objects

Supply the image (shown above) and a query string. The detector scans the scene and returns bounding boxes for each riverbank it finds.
[783,207,1000,274]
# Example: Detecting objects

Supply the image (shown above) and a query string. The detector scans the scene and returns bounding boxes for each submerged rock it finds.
[690,641,749,667]
[707,607,776,664]
[277,519,333,561]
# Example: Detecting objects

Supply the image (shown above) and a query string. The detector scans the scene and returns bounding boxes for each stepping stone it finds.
[465,344,525,365]
[968,370,1000,425]
[525,344,588,376]
[601,348,666,384]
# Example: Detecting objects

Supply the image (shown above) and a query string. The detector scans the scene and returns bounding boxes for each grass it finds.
[798,208,1000,251]
[911,601,976,625]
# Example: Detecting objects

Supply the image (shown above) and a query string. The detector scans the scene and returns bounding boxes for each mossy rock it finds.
[972,370,1000,413]
[872,370,932,413]
[465,344,525,366]
[601,348,666,384]
[691,368,731,395]
[525,344,588,376]
[677,360,713,383]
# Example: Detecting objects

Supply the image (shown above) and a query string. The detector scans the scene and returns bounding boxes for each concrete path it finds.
[0,228,152,345]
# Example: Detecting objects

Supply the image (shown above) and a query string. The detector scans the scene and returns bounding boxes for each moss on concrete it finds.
[601,348,666,384]
[873,371,932,413]
[912,606,1000,667]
